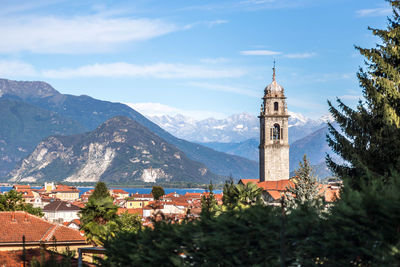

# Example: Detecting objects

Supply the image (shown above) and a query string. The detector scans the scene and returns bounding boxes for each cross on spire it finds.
[272,60,276,82]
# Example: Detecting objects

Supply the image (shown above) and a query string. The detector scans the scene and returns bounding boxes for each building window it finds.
[273,124,280,140]
[274,102,279,111]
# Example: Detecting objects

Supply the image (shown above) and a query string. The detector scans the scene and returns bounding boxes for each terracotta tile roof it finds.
[239,179,259,185]
[18,189,35,198]
[117,208,143,216]
[53,184,80,193]
[72,201,85,208]
[265,190,284,200]
[82,189,94,195]
[43,200,81,212]
[131,193,154,199]
[64,219,81,227]
[184,192,202,199]
[13,185,31,190]
[111,189,129,194]
[0,211,85,244]
[164,192,180,198]
[167,201,190,207]
[257,180,295,191]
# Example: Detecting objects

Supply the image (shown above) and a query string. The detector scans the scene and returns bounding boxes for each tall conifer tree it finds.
[327,0,400,189]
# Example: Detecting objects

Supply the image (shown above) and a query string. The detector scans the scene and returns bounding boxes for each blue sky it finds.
[0,0,392,119]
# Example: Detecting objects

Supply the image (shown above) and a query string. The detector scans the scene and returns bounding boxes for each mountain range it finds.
[9,116,220,184]
[0,77,339,183]
[149,112,332,144]
[0,98,86,177]
[148,113,338,178]
[0,78,258,183]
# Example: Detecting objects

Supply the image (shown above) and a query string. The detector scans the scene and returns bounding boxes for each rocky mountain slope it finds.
[8,116,221,184]
[0,98,86,177]
[149,112,332,144]
[0,78,258,179]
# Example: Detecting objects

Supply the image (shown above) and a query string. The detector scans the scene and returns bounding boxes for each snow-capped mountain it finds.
[149,112,333,144]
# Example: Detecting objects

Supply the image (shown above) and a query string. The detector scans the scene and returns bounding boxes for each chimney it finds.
[24,212,29,222]
[11,212,16,222]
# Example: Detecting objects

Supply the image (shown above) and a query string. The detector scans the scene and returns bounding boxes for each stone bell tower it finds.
[259,65,290,182]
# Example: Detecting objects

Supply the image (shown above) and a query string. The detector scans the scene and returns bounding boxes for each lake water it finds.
[0,186,222,196]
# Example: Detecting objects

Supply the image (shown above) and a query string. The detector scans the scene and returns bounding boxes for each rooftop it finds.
[0,211,86,244]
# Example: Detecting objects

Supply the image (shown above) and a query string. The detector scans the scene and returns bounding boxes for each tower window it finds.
[274,102,279,111]
[273,124,280,140]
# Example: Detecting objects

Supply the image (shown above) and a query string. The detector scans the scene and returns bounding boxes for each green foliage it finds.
[326,0,400,189]
[0,190,43,217]
[79,186,119,246]
[285,155,325,210]
[316,175,400,266]
[118,211,142,233]
[200,182,219,219]
[103,205,282,266]
[91,182,110,200]
[222,179,263,211]
[80,182,143,246]
[151,186,165,200]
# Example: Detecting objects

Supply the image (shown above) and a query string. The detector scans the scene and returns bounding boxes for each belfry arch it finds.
[258,65,290,181]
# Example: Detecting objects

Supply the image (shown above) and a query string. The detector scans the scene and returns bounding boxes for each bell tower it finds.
[259,65,290,182]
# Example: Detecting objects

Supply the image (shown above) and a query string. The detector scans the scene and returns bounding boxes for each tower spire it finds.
[272,60,276,82]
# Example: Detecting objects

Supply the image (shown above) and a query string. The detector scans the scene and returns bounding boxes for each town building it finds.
[0,211,86,252]
[259,66,290,181]
[43,200,81,223]
[39,183,80,201]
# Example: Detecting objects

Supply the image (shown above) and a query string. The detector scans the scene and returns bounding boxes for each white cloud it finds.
[124,102,227,119]
[0,15,177,54]
[240,50,281,56]
[188,82,258,97]
[200,57,229,64]
[0,60,37,77]
[356,7,391,17]
[240,0,276,4]
[125,102,183,117]
[184,19,229,30]
[284,52,316,59]
[205,19,229,27]
[240,49,315,58]
[42,62,245,79]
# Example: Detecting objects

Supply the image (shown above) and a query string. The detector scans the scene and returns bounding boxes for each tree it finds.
[285,155,324,210]
[79,182,118,246]
[151,186,165,200]
[222,179,263,211]
[326,0,400,189]
[90,182,110,200]
[0,190,43,217]
[119,211,142,233]
[200,182,219,219]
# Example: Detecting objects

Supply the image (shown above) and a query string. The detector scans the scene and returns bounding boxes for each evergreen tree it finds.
[200,182,219,219]
[285,155,324,210]
[326,0,400,189]
[151,186,165,200]
[90,182,110,200]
